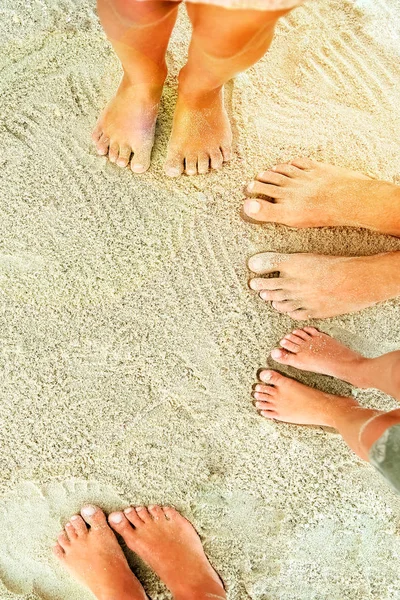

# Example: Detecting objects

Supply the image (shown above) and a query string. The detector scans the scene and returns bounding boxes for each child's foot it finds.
[242,158,400,236]
[92,76,163,173]
[53,505,146,600]
[252,369,359,426]
[164,87,232,177]
[109,505,226,600]
[247,251,400,319]
[270,327,368,386]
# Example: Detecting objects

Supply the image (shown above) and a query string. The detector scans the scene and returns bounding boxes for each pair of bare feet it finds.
[242,158,400,319]
[252,326,400,463]
[54,504,225,600]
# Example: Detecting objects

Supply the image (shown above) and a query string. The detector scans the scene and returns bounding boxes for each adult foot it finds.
[164,87,232,177]
[252,369,359,426]
[92,76,163,173]
[242,158,400,236]
[53,505,146,600]
[248,251,400,319]
[109,505,226,600]
[271,327,368,385]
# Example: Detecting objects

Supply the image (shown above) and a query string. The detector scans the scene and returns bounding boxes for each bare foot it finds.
[109,505,226,600]
[164,87,232,177]
[53,505,146,600]
[271,327,368,384]
[252,369,359,426]
[92,76,163,173]
[242,158,400,236]
[248,251,400,319]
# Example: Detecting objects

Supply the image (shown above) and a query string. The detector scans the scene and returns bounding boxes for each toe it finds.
[272,300,302,314]
[53,543,65,559]
[185,156,198,176]
[255,400,273,410]
[108,141,119,163]
[254,383,275,395]
[254,391,273,402]
[81,505,108,530]
[162,506,179,521]
[97,134,111,156]
[254,171,287,187]
[197,153,210,174]
[270,348,293,363]
[279,338,300,353]
[292,328,312,340]
[148,505,165,521]
[131,144,152,174]
[249,277,284,292]
[221,146,232,162]
[259,370,284,386]
[260,410,277,419]
[108,512,136,540]
[92,126,102,143]
[70,515,88,536]
[248,252,289,275]
[57,532,70,550]
[246,179,285,198]
[258,289,290,302]
[271,163,302,178]
[96,134,110,156]
[303,326,320,336]
[210,149,223,171]
[124,507,146,528]
[134,506,152,523]
[242,198,286,224]
[65,522,77,541]
[164,154,184,178]
[290,157,316,170]
[116,144,132,168]
[284,332,305,345]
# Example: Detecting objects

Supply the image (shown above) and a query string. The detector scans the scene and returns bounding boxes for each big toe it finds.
[108,511,136,541]
[131,144,152,174]
[81,505,108,530]
[242,198,285,224]
[248,252,288,275]
[270,348,295,365]
[164,153,184,178]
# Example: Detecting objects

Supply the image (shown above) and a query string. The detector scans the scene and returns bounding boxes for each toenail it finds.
[70,515,79,521]
[260,291,269,300]
[66,522,72,527]
[255,385,262,392]
[82,505,97,517]
[110,513,123,523]
[247,181,255,191]
[148,505,156,510]
[124,507,134,514]
[186,169,196,176]
[247,200,261,214]
[135,506,144,511]
[261,371,272,382]
[132,163,145,172]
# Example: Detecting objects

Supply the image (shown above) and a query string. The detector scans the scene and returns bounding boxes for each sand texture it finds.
[1,0,400,598]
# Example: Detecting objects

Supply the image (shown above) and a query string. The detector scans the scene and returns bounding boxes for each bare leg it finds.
[109,505,226,600]
[252,369,400,462]
[271,327,400,400]
[247,251,400,320]
[164,5,292,177]
[94,0,180,172]
[242,158,400,237]
[53,505,147,600]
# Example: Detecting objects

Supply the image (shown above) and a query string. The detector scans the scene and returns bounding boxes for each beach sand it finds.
[1,0,400,598]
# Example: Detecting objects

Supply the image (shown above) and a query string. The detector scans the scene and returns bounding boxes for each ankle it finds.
[345,356,373,389]
[178,67,223,101]
[121,64,167,92]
